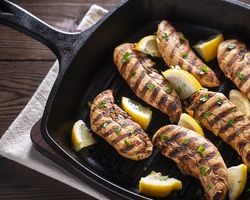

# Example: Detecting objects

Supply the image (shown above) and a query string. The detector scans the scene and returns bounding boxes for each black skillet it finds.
[0,0,250,199]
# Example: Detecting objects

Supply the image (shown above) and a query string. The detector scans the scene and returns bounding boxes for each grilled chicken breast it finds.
[113,43,182,122]
[156,20,220,87]
[185,90,250,170]
[90,90,153,160]
[153,125,228,200]
[218,39,250,99]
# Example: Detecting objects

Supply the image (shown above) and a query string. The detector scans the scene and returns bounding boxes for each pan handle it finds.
[0,0,84,63]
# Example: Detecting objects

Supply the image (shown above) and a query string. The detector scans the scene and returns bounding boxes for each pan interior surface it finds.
[43,0,250,199]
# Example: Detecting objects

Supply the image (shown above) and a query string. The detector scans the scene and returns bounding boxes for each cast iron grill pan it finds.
[66,21,249,199]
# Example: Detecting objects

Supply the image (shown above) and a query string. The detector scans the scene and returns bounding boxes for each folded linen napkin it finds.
[0,5,109,200]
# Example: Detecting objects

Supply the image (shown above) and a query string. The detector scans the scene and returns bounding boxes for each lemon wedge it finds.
[194,34,224,62]
[178,113,205,136]
[71,120,96,151]
[139,171,182,198]
[229,89,250,118]
[135,35,161,57]
[228,164,248,200]
[162,69,202,100]
[121,97,152,130]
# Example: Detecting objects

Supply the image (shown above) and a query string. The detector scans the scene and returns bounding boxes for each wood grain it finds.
[0,0,249,200]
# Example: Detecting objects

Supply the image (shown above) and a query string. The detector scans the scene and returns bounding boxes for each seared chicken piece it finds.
[113,43,182,122]
[185,90,250,170]
[157,20,220,87]
[153,125,228,200]
[90,90,153,160]
[218,39,250,99]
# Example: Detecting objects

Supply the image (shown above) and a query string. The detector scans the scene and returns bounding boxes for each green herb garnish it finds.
[183,138,190,145]
[115,127,121,134]
[160,134,169,142]
[200,94,209,102]
[200,165,209,176]
[97,101,106,109]
[197,145,205,154]
[124,140,132,147]
[182,53,188,59]
[165,85,173,94]
[207,184,213,190]
[179,34,187,44]
[162,33,169,40]
[227,119,236,127]
[128,129,135,135]
[131,71,137,77]
[200,65,208,75]
[102,122,108,128]
[122,52,131,64]
[147,82,156,90]
[217,98,223,106]
[204,111,212,119]
[236,72,246,80]
[227,43,236,50]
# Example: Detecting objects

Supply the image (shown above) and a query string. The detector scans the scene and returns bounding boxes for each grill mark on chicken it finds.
[185,90,250,170]
[157,20,220,87]
[114,43,182,121]
[90,90,153,160]
[153,125,228,200]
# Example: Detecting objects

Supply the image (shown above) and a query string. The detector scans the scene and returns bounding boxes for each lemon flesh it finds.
[178,113,204,136]
[228,164,248,200]
[162,69,202,100]
[194,34,224,62]
[229,89,250,118]
[139,171,182,198]
[71,120,96,151]
[121,97,152,130]
[135,35,161,57]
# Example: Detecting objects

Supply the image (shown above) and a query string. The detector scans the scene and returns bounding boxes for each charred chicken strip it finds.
[153,125,228,200]
[218,39,250,99]
[157,20,220,87]
[90,90,153,160]
[185,90,250,170]
[113,43,182,122]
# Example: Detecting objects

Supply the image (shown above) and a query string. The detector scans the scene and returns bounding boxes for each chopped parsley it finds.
[147,82,156,90]
[183,138,190,145]
[200,165,209,176]
[204,111,213,119]
[182,53,188,59]
[115,127,121,134]
[179,34,187,44]
[131,71,137,77]
[124,140,132,147]
[217,98,223,106]
[197,145,205,154]
[122,52,131,64]
[227,119,236,127]
[200,94,209,102]
[233,108,238,112]
[200,65,208,75]
[207,184,213,190]
[236,72,246,80]
[102,122,108,128]
[165,85,173,94]
[235,130,241,136]
[162,33,169,40]
[227,43,236,50]
[128,129,135,135]
[160,134,169,142]
[97,101,106,109]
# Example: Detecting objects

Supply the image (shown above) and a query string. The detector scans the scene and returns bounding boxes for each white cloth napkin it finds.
[0,5,109,200]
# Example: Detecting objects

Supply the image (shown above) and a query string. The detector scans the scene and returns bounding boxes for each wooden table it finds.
[0,0,249,199]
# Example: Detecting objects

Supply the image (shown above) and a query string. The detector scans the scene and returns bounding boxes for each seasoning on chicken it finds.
[152,125,228,200]
[156,20,220,87]
[113,43,182,122]
[90,90,153,160]
[218,39,250,99]
[184,90,250,171]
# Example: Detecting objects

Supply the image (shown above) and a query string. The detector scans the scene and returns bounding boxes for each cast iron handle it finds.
[0,0,84,63]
